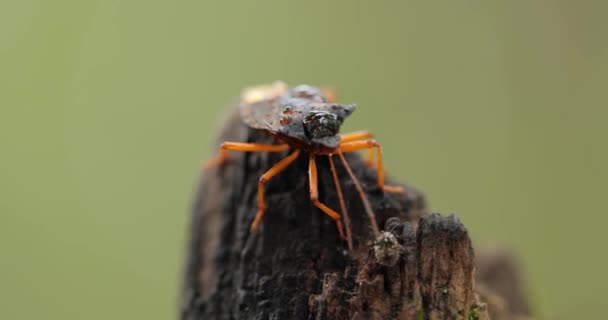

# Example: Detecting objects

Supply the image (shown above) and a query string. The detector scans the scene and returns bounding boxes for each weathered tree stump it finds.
[179,108,528,320]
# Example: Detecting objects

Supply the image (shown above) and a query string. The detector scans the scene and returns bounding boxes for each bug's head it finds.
[302,104,356,148]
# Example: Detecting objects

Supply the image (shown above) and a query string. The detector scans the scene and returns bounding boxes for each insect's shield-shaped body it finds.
[239,81,356,151]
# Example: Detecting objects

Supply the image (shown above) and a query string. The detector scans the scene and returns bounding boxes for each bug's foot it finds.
[383,185,406,194]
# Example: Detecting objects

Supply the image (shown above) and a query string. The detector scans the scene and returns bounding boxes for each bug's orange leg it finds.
[340,131,376,167]
[337,151,380,235]
[309,154,346,240]
[340,130,374,143]
[339,139,405,193]
[328,155,352,250]
[204,142,289,169]
[250,149,301,232]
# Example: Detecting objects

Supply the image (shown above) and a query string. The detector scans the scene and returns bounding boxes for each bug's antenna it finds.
[337,151,380,236]
[328,155,353,251]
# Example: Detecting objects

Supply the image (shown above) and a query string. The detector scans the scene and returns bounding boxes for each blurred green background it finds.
[1,0,606,319]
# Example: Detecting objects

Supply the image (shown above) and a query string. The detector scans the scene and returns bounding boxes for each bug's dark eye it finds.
[302,111,342,140]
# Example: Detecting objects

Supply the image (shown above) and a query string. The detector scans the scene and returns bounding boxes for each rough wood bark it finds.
[180,107,496,320]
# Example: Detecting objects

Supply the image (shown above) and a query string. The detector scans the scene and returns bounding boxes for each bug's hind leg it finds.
[308,154,346,240]
[203,142,289,169]
[340,131,376,167]
[340,130,374,143]
[339,139,405,193]
[250,150,301,232]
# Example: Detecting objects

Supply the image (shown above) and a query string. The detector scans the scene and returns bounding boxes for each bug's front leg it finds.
[328,155,352,250]
[250,150,301,232]
[308,154,346,240]
[338,139,405,194]
[203,142,289,169]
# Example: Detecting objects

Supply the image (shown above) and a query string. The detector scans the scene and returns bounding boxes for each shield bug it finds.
[205,81,404,242]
